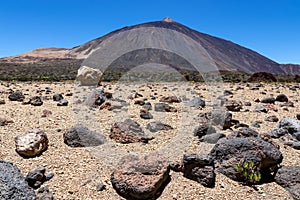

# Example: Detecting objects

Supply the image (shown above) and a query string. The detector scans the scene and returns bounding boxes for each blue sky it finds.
[0,0,299,64]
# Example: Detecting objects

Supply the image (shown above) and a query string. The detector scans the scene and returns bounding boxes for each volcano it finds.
[0,17,299,81]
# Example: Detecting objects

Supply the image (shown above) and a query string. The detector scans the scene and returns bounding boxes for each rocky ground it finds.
[0,81,299,200]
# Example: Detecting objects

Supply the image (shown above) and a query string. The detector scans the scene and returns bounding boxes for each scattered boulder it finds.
[0,117,13,126]
[8,91,25,101]
[269,128,289,138]
[275,166,300,200]
[297,114,300,120]
[84,89,107,107]
[146,121,173,133]
[140,110,153,120]
[255,105,269,113]
[111,153,170,200]
[265,115,279,122]
[154,103,177,112]
[110,119,153,143]
[15,129,49,158]
[25,167,54,189]
[96,184,106,192]
[284,141,300,150]
[278,118,300,140]
[182,154,215,188]
[233,127,259,138]
[210,136,283,182]
[159,96,181,103]
[185,97,205,108]
[57,99,68,106]
[41,109,52,117]
[36,186,54,200]
[202,109,233,130]
[134,99,145,105]
[244,102,252,106]
[0,99,5,104]
[53,94,64,101]
[193,125,216,138]
[99,101,123,111]
[30,96,43,106]
[261,97,276,104]
[0,160,36,199]
[64,126,106,147]
[224,100,243,112]
[275,94,288,102]
[76,66,102,86]
[142,102,152,110]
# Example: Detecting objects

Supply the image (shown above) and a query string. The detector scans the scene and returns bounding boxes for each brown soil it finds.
[0,81,299,199]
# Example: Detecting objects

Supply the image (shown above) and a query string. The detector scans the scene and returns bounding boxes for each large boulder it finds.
[15,129,49,157]
[278,118,300,140]
[110,119,153,143]
[275,166,300,200]
[209,136,283,182]
[64,126,106,147]
[0,160,36,199]
[111,153,170,200]
[76,66,102,86]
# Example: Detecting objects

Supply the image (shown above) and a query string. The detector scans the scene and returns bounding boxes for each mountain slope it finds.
[0,17,299,78]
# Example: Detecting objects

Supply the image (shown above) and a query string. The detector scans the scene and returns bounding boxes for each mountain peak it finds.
[162,17,175,23]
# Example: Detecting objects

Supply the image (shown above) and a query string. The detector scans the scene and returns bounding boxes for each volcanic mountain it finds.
[0,17,299,81]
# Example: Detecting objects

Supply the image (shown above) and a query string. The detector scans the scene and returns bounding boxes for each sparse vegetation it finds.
[235,160,261,185]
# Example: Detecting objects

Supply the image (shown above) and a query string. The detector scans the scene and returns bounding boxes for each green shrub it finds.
[235,160,261,184]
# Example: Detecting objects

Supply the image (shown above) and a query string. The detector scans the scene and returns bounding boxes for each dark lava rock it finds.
[57,99,68,106]
[134,99,145,105]
[142,102,152,110]
[84,89,107,106]
[111,153,170,200]
[96,184,106,192]
[275,166,300,200]
[205,109,233,130]
[185,97,205,108]
[200,133,225,144]
[53,94,64,101]
[251,121,261,128]
[146,121,173,133]
[297,114,300,120]
[269,128,289,138]
[154,103,177,112]
[209,136,283,182]
[110,119,153,143]
[0,117,13,126]
[193,125,216,138]
[140,110,153,119]
[261,97,276,104]
[25,167,54,189]
[284,141,300,150]
[159,96,181,103]
[8,91,25,101]
[0,160,36,199]
[244,102,252,106]
[233,127,259,138]
[275,94,289,102]
[265,115,279,122]
[64,126,106,147]
[278,118,300,139]
[224,90,233,96]
[182,154,215,188]
[224,100,243,112]
[255,105,269,113]
[36,186,54,200]
[30,96,43,106]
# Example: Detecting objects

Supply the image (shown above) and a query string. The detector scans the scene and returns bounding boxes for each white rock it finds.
[76,66,102,86]
[15,129,49,157]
